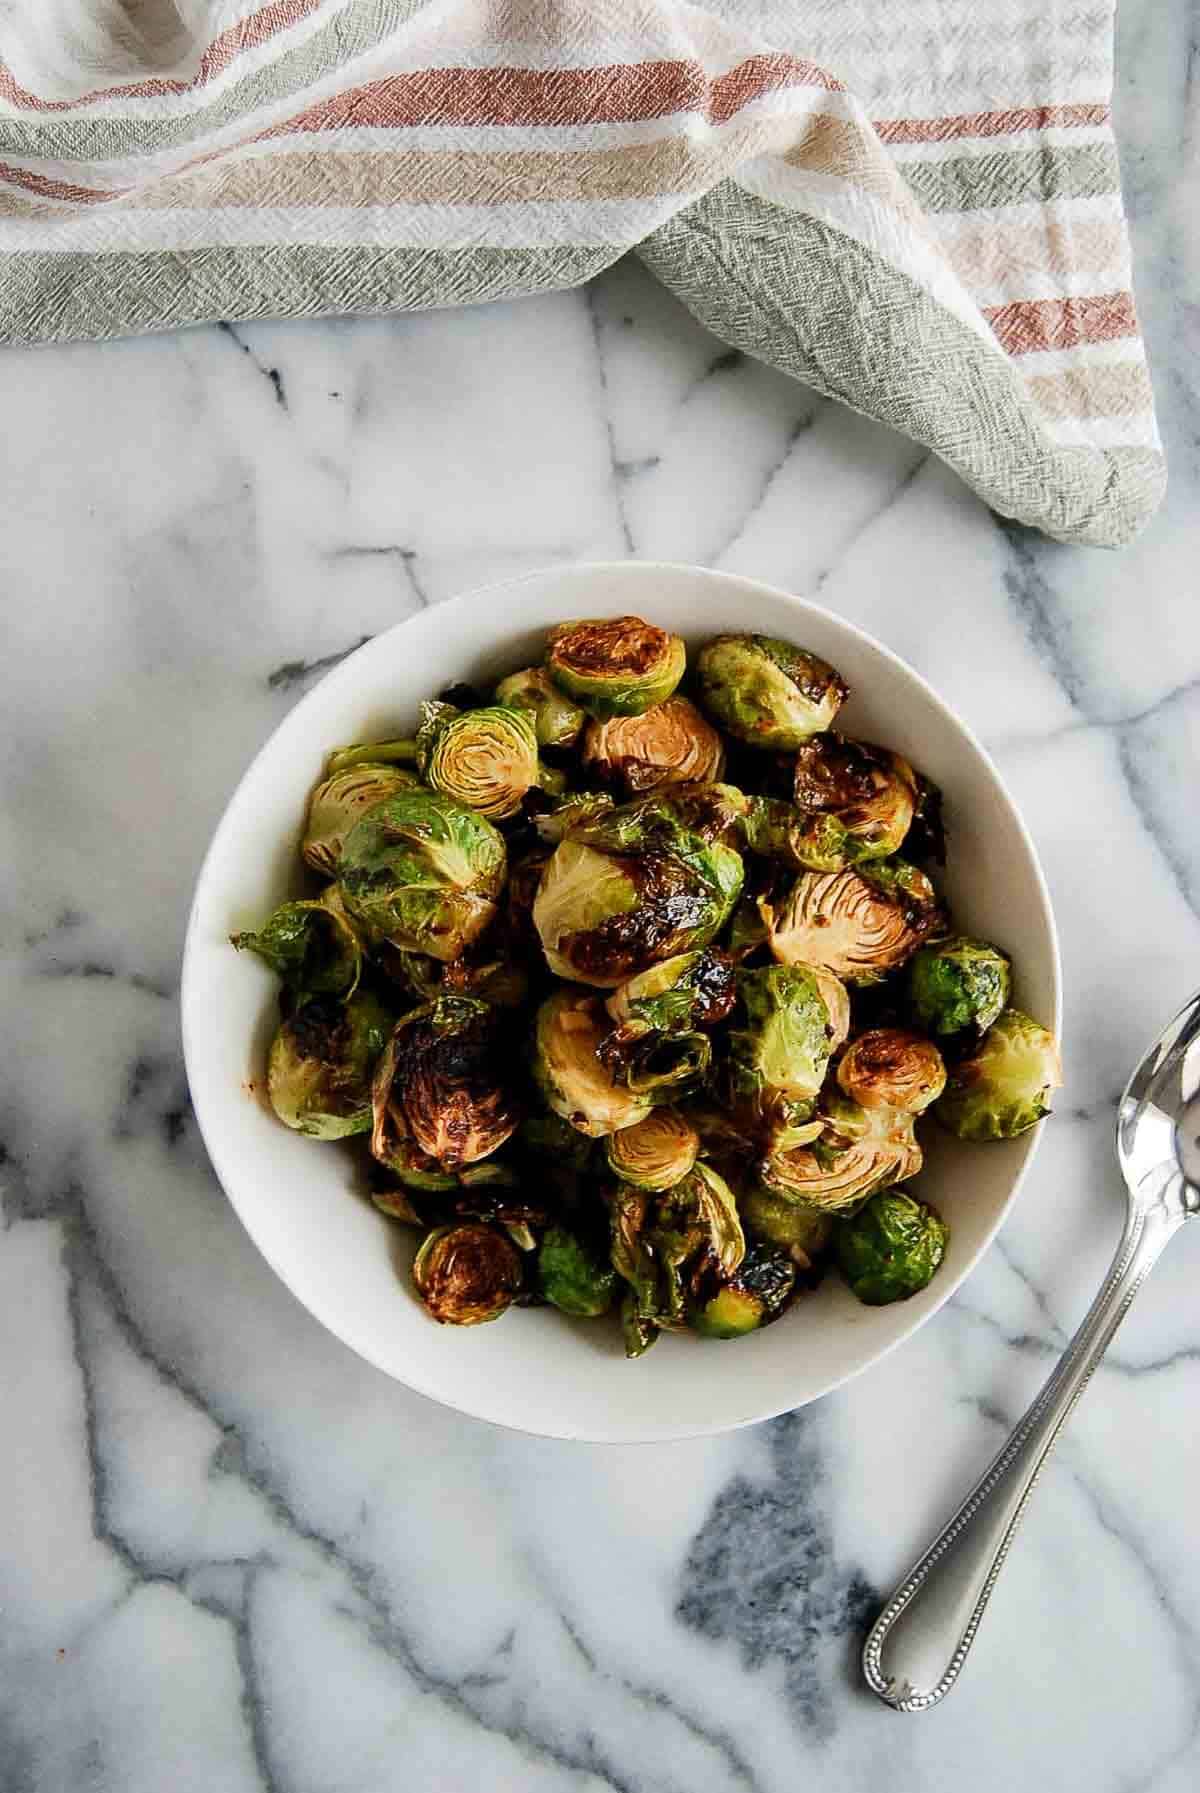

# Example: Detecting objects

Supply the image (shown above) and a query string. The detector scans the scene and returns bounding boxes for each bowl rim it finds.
[182,559,1062,1441]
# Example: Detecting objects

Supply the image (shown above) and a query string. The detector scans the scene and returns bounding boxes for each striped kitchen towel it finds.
[0,0,1162,546]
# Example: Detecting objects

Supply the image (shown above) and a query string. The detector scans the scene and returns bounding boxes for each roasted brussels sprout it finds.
[537,1225,616,1317]
[935,1008,1062,1140]
[338,788,506,962]
[494,665,586,749]
[605,1108,700,1191]
[533,989,655,1137]
[608,1162,745,1349]
[760,860,943,984]
[415,701,539,821]
[696,634,847,749]
[546,615,686,720]
[837,1028,947,1114]
[792,734,917,861]
[582,696,725,794]
[605,948,737,1038]
[741,796,850,873]
[740,1188,832,1271]
[372,994,519,1172]
[533,795,743,988]
[760,1093,922,1213]
[836,1191,948,1305]
[727,963,841,1138]
[371,1139,459,1193]
[906,936,1012,1039]
[232,893,362,1002]
[412,1222,523,1325]
[688,1242,797,1338]
[267,990,392,1139]
[302,765,420,878]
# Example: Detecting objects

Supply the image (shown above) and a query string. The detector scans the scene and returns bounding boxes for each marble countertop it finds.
[3,3,1199,1787]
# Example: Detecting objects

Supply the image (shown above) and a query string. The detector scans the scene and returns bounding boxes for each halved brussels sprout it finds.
[339,788,506,963]
[605,1108,700,1191]
[792,734,917,861]
[494,665,586,749]
[760,860,943,984]
[533,791,615,846]
[537,1225,615,1317]
[837,1028,947,1114]
[267,990,392,1139]
[372,994,519,1172]
[836,1191,948,1305]
[532,796,743,988]
[302,765,420,878]
[696,634,847,749]
[935,1008,1062,1140]
[412,1222,523,1325]
[906,936,1012,1039]
[533,989,655,1137]
[232,892,362,1002]
[760,1094,922,1213]
[582,696,725,794]
[688,1242,797,1338]
[371,1139,459,1193]
[727,963,840,1137]
[740,1187,832,1271]
[546,615,686,720]
[416,701,539,822]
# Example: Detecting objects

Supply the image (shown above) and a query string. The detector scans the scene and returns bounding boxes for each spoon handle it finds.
[862,1192,1186,1711]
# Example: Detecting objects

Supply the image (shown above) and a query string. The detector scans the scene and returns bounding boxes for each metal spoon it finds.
[862,991,1200,1711]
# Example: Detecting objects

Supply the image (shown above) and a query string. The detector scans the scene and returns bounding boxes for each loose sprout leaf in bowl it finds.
[229,605,1060,1353]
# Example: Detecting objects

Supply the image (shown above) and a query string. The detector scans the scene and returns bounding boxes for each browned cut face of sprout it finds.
[236,611,1057,1350]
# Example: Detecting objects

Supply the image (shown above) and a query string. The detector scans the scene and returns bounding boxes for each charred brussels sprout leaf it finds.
[605,1108,700,1191]
[372,994,520,1172]
[232,892,362,1002]
[760,859,943,984]
[412,1223,523,1325]
[302,765,420,878]
[533,989,655,1137]
[416,701,539,821]
[760,1093,922,1214]
[696,634,847,749]
[325,738,418,775]
[338,788,506,963]
[836,1191,948,1305]
[533,794,743,988]
[935,1008,1062,1140]
[537,1225,616,1317]
[605,948,737,1038]
[741,796,850,873]
[688,1242,797,1338]
[547,615,686,720]
[792,734,917,862]
[267,990,392,1139]
[494,665,586,749]
[906,936,1012,1039]
[837,1028,947,1114]
[583,696,725,794]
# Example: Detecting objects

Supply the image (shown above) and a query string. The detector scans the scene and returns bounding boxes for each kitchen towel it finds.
[0,0,1162,546]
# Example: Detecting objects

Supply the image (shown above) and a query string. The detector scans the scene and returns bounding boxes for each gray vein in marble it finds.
[47,1183,695,1793]
[586,284,635,555]
[810,449,930,589]
[266,632,374,692]
[219,321,287,411]
[676,1410,876,1740]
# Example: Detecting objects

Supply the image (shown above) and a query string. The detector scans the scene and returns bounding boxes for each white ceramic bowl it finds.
[183,562,1060,1442]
